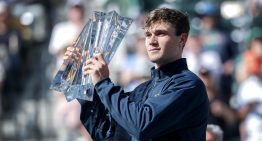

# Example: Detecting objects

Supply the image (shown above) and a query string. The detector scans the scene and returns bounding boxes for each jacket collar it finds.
[151,58,188,79]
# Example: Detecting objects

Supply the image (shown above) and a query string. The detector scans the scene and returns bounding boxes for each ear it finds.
[179,33,188,48]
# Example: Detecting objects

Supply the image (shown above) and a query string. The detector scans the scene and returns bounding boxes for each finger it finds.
[75,50,82,59]
[64,50,80,63]
[95,54,106,64]
[65,47,80,61]
[74,48,81,54]
[63,51,73,60]
[73,48,83,59]
[90,57,102,67]
[83,66,92,76]
[84,59,94,66]
[65,49,73,55]
[84,69,95,76]
[67,46,75,51]
[83,63,99,76]
[63,56,70,60]
[71,48,79,54]
[83,63,96,70]
[64,51,72,56]
[83,57,103,69]
[84,59,101,72]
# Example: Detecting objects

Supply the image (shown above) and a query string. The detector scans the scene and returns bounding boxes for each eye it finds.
[145,32,151,38]
[155,31,167,37]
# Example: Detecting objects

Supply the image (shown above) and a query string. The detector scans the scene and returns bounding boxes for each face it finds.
[144,22,185,68]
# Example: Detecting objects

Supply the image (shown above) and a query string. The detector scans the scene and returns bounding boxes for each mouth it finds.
[149,48,161,52]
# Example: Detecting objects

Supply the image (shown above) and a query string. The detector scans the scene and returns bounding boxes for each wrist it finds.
[93,77,110,86]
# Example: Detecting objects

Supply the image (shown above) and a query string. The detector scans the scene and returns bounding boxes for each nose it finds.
[148,35,157,45]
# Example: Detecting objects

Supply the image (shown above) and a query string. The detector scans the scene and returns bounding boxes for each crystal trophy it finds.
[103,15,133,63]
[50,10,132,102]
[63,19,95,102]
[64,11,107,101]
[49,19,92,94]
[79,11,133,101]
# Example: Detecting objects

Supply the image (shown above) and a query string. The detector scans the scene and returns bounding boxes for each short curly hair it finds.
[144,8,190,36]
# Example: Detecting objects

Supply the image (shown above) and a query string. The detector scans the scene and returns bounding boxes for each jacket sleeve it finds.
[94,77,209,140]
[77,92,115,140]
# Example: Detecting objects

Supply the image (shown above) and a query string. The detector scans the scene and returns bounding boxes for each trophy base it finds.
[64,84,94,102]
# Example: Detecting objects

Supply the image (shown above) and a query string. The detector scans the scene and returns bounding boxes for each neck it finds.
[155,57,182,69]
[155,55,182,68]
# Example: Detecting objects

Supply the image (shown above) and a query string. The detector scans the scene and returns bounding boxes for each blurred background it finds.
[0,0,261,141]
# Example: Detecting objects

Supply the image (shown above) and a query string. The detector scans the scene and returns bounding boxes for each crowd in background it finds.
[0,0,262,141]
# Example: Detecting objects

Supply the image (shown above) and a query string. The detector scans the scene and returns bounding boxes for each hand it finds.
[63,46,82,65]
[83,54,109,85]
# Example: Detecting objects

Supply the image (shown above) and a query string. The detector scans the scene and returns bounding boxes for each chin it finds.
[149,58,161,65]
[149,55,161,62]
[149,57,158,62]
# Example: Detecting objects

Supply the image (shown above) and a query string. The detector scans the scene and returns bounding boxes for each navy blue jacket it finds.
[78,58,209,141]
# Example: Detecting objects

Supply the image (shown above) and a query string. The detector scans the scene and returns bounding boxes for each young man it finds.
[64,8,209,141]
